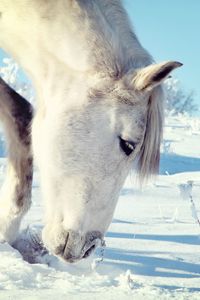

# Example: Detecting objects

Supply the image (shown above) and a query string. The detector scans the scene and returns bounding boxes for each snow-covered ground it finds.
[0,115,200,300]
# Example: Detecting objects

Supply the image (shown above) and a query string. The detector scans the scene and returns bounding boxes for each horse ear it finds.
[133,61,183,91]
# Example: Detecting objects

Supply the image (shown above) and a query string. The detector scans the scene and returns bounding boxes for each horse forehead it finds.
[111,89,149,121]
[89,76,148,104]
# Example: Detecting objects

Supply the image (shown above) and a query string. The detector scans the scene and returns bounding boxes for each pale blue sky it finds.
[124,0,200,108]
[0,1,199,108]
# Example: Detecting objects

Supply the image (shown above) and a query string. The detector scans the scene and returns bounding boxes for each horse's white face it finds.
[32,61,180,262]
[33,80,146,262]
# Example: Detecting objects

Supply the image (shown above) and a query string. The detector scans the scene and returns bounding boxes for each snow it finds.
[0,114,200,300]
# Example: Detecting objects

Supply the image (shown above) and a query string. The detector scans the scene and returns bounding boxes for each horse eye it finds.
[119,137,136,156]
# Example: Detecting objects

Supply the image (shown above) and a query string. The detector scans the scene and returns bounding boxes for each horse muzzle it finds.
[58,230,103,263]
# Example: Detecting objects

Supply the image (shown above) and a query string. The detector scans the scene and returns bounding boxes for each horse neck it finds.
[0,0,151,103]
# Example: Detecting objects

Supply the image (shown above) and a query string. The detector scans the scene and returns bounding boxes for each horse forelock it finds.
[137,85,164,183]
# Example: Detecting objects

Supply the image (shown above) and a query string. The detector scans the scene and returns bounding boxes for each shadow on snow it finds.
[160,153,200,175]
[101,247,200,279]
[106,232,200,245]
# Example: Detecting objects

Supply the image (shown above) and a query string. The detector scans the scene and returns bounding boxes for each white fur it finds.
[0,1,181,261]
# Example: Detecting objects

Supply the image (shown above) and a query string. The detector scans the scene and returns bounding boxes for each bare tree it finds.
[164,78,198,115]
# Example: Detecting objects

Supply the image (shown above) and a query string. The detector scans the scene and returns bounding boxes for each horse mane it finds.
[77,0,153,77]
[137,86,164,182]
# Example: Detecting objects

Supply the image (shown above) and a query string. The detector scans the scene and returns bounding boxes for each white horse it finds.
[0,1,182,263]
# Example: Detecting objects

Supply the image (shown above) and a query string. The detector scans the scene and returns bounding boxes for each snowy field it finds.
[0,115,200,300]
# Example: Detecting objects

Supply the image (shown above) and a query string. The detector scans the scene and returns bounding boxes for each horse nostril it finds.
[83,244,96,258]
[82,231,103,259]
[62,232,71,257]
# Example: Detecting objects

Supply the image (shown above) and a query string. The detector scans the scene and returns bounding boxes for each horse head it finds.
[32,61,181,262]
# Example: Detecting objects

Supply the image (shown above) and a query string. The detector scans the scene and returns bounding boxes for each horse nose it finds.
[62,230,103,262]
